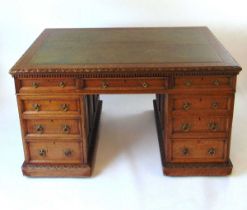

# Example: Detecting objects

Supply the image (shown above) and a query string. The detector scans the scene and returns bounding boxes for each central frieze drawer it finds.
[25,119,81,135]
[28,141,82,163]
[83,78,168,90]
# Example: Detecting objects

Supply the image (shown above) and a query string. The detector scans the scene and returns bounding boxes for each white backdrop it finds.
[0,1,247,210]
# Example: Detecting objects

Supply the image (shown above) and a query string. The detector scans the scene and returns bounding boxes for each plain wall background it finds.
[0,1,247,210]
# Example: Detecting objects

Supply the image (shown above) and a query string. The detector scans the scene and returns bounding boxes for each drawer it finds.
[171,95,232,112]
[170,116,229,138]
[19,79,77,92]
[83,78,168,90]
[175,76,233,89]
[22,98,80,114]
[28,141,82,163]
[25,119,81,135]
[171,139,226,162]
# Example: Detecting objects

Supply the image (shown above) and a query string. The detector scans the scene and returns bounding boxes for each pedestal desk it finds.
[10,27,241,177]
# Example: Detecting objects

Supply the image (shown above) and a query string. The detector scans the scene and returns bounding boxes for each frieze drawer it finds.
[175,76,234,89]
[82,78,169,90]
[19,79,77,93]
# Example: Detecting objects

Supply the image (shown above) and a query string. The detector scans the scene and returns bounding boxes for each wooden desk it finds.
[10,27,241,177]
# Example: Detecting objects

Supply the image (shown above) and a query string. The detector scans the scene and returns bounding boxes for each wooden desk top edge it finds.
[10,27,242,77]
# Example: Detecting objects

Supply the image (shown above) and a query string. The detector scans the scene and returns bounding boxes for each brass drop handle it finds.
[61,104,69,112]
[59,81,66,88]
[209,122,218,131]
[211,101,219,109]
[142,82,149,88]
[185,80,192,87]
[182,147,189,155]
[33,104,41,112]
[63,125,70,134]
[208,148,216,156]
[39,148,47,157]
[213,80,220,86]
[102,82,108,89]
[36,124,44,134]
[181,123,191,132]
[64,149,72,157]
[183,102,191,111]
[32,82,39,88]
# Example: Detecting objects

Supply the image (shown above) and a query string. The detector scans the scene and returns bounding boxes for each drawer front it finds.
[175,76,233,89]
[26,119,80,135]
[28,141,82,163]
[83,78,168,90]
[171,95,231,112]
[170,116,229,138]
[171,139,226,162]
[20,79,77,92]
[22,99,80,113]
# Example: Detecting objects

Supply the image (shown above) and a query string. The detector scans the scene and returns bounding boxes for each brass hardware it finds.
[185,80,192,87]
[209,122,218,131]
[32,82,39,88]
[64,149,72,157]
[208,148,216,155]
[59,81,65,88]
[63,125,70,134]
[181,123,191,132]
[35,124,44,134]
[33,104,41,112]
[61,104,69,112]
[142,82,149,88]
[39,148,47,157]
[102,82,108,89]
[213,80,220,86]
[211,101,219,109]
[182,147,189,155]
[183,102,191,111]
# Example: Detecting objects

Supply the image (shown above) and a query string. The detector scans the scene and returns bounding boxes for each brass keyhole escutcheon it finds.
[213,80,220,86]
[185,80,192,87]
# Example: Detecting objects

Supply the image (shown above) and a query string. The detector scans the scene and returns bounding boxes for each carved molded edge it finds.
[24,163,88,169]
[164,161,233,169]
[10,67,241,79]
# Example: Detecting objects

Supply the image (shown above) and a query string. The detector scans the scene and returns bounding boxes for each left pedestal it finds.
[15,78,102,177]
